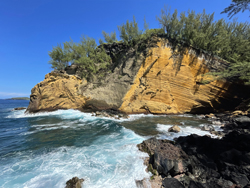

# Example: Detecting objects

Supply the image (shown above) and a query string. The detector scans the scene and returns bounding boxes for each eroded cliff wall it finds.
[119,39,233,114]
[26,72,86,113]
[26,37,245,114]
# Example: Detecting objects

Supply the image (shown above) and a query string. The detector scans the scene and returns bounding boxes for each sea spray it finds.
[0,100,216,188]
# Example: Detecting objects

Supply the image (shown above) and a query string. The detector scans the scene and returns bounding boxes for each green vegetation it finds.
[6,97,29,100]
[222,0,250,18]
[48,5,250,84]
[117,16,143,45]
[157,7,250,83]
[49,36,111,80]
[99,31,117,44]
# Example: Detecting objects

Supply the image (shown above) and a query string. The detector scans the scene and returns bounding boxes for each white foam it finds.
[157,124,218,140]
[1,127,151,188]
[6,109,84,119]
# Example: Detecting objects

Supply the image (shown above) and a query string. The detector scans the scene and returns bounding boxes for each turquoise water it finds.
[0,100,215,188]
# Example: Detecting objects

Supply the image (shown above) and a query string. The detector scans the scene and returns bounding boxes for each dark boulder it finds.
[13,107,26,111]
[65,64,79,75]
[201,124,215,132]
[154,141,190,176]
[65,177,84,188]
[162,178,185,188]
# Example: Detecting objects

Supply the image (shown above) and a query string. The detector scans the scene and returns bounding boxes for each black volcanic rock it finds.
[138,122,250,188]
[65,177,84,188]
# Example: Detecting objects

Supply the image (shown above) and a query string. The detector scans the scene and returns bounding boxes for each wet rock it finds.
[135,179,151,188]
[232,110,248,116]
[210,130,225,137]
[154,141,189,176]
[168,125,181,133]
[13,107,26,111]
[92,110,129,119]
[234,116,250,124]
[65,177,84,188]
[138,126,250,188]
[205,113,216,119]
[95,111,102,116]
[201,124,215,131]
[137,137,161,156]
[188,180,205,188]
[162,178,185,188]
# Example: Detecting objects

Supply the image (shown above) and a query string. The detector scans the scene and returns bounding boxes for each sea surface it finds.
[0,99,219,188]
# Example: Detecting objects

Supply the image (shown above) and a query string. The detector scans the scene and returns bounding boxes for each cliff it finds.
[26,73,86,113]
[26,36,248,114]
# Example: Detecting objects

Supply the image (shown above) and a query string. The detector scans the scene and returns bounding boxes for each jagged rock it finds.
[162,178,185,188]
[65,64,79,75]
[210,130,225,137]
[26,72,86,113]
[201,124,215,131]
[65,177,84,188]
[92,110,129,119]
[232,110,248,116]
[13,107,26,111]
[154,141,190,176]
[205,113,216,119]
[138,126,250,188]
[234,116,250,124]
[168,125,181,133]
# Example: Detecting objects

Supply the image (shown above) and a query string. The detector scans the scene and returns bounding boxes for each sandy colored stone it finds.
[26,72,86,113]
[119,39,232,114]
[27,37,245,114]
[168,125,181,133]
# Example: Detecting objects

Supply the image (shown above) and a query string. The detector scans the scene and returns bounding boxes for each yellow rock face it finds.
[26,72,86,113]
[119,40,231,114]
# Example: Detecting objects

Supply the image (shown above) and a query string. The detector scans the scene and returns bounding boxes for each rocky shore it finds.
[137,111,250,188]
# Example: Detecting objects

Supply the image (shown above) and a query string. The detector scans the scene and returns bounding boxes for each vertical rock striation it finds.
[26,37,248,114]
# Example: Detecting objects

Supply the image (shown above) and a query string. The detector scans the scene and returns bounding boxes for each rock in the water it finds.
[234,116,250,124]
[205,113,216,119]
[65,177,84,188]
[13,107,26,111]
[201,124,215,131]
[232,110,248,116]
[138,124,250,188]
[168,125,181,133]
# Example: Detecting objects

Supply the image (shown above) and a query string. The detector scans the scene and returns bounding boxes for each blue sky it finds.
[0,0,249,99]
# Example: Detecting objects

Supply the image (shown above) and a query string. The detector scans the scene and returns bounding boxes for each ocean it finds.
[0,99,218,188]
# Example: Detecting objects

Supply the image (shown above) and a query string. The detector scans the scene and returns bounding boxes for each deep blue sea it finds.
[0,99,218,188]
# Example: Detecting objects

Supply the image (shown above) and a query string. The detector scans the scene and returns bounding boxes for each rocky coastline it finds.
[25,36,250,115]
[24,35,250,188]
[137,111,250,188]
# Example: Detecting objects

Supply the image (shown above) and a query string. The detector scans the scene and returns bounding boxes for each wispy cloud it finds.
[0,92,30,98]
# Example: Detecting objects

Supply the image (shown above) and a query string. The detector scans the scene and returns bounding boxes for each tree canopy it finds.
[48,36,111,80]
[49,7,250,84]
[221,0,250,18]
[157,7,250,83]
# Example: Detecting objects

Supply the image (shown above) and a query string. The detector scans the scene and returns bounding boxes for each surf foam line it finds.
[156,124,219,140]
[0,127,151,188]
[6,108,161,122]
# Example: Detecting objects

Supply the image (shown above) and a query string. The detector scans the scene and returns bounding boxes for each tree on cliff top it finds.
[99,31,117,44]
[48,36,111,80]
[118,16,143,44]
[48,44,69,70]
[157,7,250,84]
[222,0,250,18]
